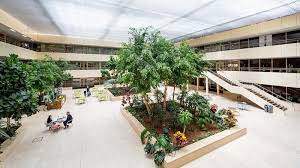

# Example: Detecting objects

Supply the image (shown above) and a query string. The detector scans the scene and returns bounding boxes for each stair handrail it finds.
[211,71,294,114]
[242,82,295,114]
[243,82,291,103]
[207,70,238,86]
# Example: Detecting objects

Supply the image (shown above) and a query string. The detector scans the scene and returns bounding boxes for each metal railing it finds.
[241,82,292,103]
[208,70,238,86]
[227,67,300,73]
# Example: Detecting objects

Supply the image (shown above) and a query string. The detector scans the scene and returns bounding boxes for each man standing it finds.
[63,112,73,129]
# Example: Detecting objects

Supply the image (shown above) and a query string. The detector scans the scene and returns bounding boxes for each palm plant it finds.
[178,110,193,133]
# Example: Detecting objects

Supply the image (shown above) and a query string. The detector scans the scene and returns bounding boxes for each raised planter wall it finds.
[121,108,247,168]
[105,89,123,101]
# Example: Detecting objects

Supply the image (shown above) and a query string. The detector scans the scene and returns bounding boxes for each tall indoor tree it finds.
[117,27,209,117]
[26,56,71,98]
[171,43,209,100]
[0,54,38,128]
[117,27,161,116]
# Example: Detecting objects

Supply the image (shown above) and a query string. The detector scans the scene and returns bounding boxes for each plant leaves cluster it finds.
[140,128,174,166]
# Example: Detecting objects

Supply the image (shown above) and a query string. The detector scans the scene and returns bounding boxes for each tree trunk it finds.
[163,82,168,113]
[142,94,152,116]
[7,117,11,129]
[172,84,176,101]
[183,125,186,134]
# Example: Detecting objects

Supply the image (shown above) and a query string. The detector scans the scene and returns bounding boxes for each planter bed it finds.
[121,108,247,168]
[0,124,23,162]
[106,87,137,101]
[105,89,123,101]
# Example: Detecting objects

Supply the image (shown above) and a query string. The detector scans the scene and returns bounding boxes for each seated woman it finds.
[46,115,60,131]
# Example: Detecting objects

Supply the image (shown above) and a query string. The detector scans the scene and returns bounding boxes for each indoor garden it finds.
[0,54,70,146]
[113,27,238,166]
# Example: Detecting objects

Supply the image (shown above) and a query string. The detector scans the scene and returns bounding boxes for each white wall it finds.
[0,42,113,62]
[0,42,38,59]
[66,70,101,78]
[222,71,300,88]
[205,43,300,60]
[37,52,112,62]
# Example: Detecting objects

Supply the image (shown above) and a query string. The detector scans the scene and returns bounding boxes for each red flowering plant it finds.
[210,104,218,113]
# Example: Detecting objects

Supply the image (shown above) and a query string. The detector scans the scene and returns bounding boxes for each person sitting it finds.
[46,115,60,130]
[47,115,53,125]
[63,112,73,129]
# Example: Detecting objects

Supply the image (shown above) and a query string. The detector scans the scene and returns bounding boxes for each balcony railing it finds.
[197,39,300,53]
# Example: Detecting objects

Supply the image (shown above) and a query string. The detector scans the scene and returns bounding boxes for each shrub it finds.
[178,110,193,133]
[154,150,166,166]
[140,128,174,166]
[185,93,210,117]
[215,108,238,129]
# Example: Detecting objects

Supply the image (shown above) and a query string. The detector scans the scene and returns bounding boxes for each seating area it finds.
[1,1,300,168]
[74,90,86,104]
[93,87,109,101]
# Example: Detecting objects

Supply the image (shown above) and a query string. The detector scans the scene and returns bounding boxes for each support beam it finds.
[217,84,220,95]
[205,77,209,95]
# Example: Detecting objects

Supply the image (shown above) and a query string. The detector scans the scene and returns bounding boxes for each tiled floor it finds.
[4,88,300,168]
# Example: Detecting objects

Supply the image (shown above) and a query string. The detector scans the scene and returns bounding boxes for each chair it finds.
[45,122,52,127]
[76,96,86,104]
[66,119,73,128]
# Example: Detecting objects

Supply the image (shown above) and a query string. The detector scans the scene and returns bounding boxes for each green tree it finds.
[116,27,209,116]
[178,110,193,133]
[26,56,71,94]
[107,56,118,78]
[154,37,175,113]
[116,27,161,115]
[107,56,117,71]
[0,54,38,128]
[100,69,111,80]
[171,43,209,100]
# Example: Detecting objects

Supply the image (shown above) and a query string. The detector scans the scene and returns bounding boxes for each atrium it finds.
[0,0,300,168]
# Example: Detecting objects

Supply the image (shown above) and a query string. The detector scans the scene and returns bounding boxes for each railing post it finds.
[205,77,209,95]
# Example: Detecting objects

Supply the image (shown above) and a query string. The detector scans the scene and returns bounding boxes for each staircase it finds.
[205,70,289,115]
[208,70,238,86]
[246,87,288,111]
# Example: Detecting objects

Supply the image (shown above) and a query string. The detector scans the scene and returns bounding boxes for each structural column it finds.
[217,84,220,95]
[196,77,199,91]
[205,77,209,95]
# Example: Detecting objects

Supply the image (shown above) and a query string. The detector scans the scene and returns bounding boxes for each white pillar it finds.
[196,77,199,91]
[205,77,209,95]
[217,84,220,95]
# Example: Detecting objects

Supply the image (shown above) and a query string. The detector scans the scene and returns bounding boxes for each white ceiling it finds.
[0,0,299,42]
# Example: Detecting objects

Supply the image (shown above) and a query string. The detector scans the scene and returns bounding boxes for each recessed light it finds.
[10,28,16,32]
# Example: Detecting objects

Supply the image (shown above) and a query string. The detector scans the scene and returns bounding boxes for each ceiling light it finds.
[22,34,27,37]
[10,28,16,32]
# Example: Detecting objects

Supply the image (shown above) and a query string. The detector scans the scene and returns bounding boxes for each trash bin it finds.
[264,104,273,113]
[268,105,273,113]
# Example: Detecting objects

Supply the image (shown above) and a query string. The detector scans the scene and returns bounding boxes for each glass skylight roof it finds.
[0,0,299,42]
